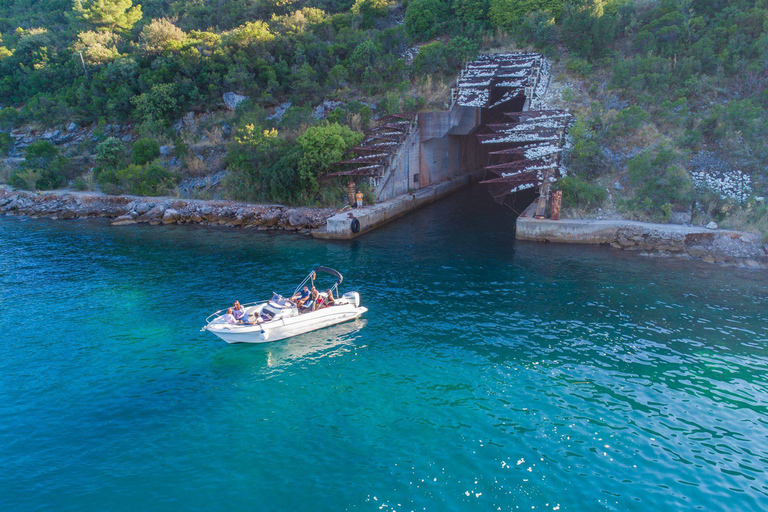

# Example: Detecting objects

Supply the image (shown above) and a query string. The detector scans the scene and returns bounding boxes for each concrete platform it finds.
[515,202,712,244]
[312,172,482,239]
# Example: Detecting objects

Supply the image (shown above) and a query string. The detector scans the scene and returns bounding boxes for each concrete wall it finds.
[375,126,421,202]
[373,104,483,203]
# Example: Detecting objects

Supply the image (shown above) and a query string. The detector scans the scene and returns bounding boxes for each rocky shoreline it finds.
[0,186,335,234]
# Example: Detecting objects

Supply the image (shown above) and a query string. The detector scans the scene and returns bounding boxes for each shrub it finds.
[9,167,65,190]
[132,137,160,165]
[115,163,178,195]
[624,146,693,220]
[95,137,126,170]
[556,175,606,209]
[140,18,186,53]
[610,105,649,137]
[0,132,12,156]
[97,163,177,195]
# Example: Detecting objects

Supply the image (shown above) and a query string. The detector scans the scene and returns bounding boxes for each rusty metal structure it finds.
[453,53,571,214]
[325,114,417,179]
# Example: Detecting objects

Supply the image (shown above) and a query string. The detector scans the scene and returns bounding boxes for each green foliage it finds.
[560,0,617,60]
[0,132,12,156]
[296,122,363,194]
[565,115,604,178]
[132,137,160,165]
[131,83,180,132]
[624,145,693,220]
[610,105,649,137]
[73,31,121,65]
[95,136,126,170]
[352,0,389,29]
[140,18,186,53]
[412,38,477,76]
[488,0,563,30]
[404,0,449,41]
[73,0,143,33]
[9,140,68,190]
[556,175,606,209]
[98,162,178,195]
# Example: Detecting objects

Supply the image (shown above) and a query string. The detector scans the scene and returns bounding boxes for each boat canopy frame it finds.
[292,266,344,297]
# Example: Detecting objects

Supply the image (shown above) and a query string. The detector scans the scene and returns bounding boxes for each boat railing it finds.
[204,301,268,326]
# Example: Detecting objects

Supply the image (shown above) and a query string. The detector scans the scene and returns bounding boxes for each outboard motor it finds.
[343,291,360,308]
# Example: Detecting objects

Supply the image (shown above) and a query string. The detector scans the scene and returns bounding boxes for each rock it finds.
[66,122,79,132]
[135,202,150,215]
[182,111,195,127]
[121,134,132,143]
[287,210,309,229]
[613,181,623,190]
[159,145,174,156]
[111,214,137,226]
[262,209,282,227]
[266,102,292,121]
[706,221,718,230]
[223,92,248,110]
[138,204,166,223]
[161,208,180,224]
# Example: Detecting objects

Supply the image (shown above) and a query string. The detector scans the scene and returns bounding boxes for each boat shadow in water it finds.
[244,319,368,370]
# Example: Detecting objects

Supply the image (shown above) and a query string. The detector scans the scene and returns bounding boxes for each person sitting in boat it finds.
[222,308,237,324]
[232,301,253,324]
[318,289,335,309]
[291,286,311,307]
[300,286,319,312]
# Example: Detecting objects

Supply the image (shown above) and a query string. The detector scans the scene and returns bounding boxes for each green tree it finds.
[352,0,389,29]
[405,0,449,41]
[73,31,121,65]
[296,123,363,194]
[73,0,143,33]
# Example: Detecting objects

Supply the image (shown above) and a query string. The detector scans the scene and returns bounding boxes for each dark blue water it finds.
[1,186,767,511]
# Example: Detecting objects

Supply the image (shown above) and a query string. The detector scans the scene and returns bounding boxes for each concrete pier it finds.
[312,172,482,239]
[515,203,768,267]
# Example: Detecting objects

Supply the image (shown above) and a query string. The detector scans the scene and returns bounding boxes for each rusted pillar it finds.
[346,181,356,206]
[551,190,562,220]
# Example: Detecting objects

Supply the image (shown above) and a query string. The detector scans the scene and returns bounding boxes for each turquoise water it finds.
[1,186,767,512]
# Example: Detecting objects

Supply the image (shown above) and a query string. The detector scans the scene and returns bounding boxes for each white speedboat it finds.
[202,267,368,344]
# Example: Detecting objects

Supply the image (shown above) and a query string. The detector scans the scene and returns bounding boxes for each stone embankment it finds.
[516,207,768,268]
[0,187,334,233]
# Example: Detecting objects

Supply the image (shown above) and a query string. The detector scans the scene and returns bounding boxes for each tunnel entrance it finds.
[453,53,570,216]
[323,53,570,230]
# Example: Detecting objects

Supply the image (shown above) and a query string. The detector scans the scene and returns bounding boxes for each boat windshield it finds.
[269,293,292,308]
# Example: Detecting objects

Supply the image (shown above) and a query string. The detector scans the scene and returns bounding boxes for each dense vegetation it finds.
[0,0,766,234]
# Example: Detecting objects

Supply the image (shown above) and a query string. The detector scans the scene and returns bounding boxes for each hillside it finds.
[0,0,766,236]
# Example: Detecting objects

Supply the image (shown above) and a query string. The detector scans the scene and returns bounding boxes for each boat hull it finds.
[206,304,368,344]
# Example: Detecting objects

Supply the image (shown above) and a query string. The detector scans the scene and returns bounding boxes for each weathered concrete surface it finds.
[516,203,768,268]
[0,186,334,233]
[313,171,483,240]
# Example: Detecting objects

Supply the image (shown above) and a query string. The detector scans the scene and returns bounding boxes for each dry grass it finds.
[183,155,208,176]
[415,75,453,109]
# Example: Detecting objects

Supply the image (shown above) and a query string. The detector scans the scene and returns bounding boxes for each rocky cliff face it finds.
[0,187,334,234]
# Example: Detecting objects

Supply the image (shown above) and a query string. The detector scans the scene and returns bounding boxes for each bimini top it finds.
[314,266,343,285]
